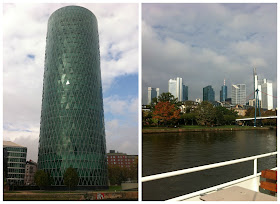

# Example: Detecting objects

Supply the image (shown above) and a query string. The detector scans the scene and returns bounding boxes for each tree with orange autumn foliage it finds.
[152,101,181,126]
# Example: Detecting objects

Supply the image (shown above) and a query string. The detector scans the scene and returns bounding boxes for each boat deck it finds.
[183,176,262,201]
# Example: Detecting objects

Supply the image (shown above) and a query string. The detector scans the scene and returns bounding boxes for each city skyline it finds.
[142,4,277,107]
[3,3,139,162]
[145,77,274,105]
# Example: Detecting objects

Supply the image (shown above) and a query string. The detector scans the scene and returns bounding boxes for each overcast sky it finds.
[142,3,277,106]
[3,3,138,162]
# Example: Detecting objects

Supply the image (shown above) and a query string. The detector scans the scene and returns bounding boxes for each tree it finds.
[150,92,181,111]
[194,101,216,126]
[129,157,138,181]
[214,106,237,126]
[181,112,196,125]
[108,166,130,185]
[214,106,225,125]
[224,115,237,125]
[157,92,178,103]
[63,167,79,191]
[153,101,180,126]
[245,107,264,117]
[142,110,153,126]
[34,170,52,189]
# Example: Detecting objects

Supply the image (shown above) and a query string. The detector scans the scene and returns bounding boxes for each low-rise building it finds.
[232,105,247,116]
[107,150,137,169]
[24,160,37,186]
[3,141,27,186]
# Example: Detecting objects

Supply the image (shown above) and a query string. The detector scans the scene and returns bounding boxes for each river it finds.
[142,129,277,200]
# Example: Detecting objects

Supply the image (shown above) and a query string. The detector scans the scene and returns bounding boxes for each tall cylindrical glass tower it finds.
[38,6,108,189]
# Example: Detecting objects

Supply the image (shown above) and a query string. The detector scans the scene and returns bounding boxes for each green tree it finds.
[181,112,196,125]
[214,106,237,125]
[245,107,264,117]
[34,170,52,189]
[157,92,178,103]
[142,110,153,126]
[150,92,182,110]
[63,167,79,191]
[108,166,128,185]
[194,101,216,126]
[129,157,138,181]
[224,115,237,125]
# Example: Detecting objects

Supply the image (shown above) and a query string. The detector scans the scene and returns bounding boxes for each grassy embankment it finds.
[143,125,276,134]
[3,186,129,201]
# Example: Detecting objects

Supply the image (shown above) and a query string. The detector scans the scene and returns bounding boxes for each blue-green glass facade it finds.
[220,85,227,102]
[38,6,108,188]
[203,85,215,102]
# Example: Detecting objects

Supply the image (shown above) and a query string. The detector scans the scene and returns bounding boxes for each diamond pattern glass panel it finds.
[38,6,108,187]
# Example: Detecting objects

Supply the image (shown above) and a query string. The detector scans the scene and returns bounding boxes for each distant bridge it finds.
[236,116,277,121]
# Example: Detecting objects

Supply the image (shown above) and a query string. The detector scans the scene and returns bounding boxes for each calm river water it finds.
[142,130,277,201]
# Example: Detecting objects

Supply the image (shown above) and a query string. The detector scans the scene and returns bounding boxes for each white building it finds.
[261,82,273,110]
[253,68,273,110]
[253,68,258,99]
[147,87,159,105]
[168,77,183,101]
[232,84,246,105]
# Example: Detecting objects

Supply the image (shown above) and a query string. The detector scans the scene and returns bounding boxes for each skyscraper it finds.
[203,85,215,102]
[261,82,273,110]
[232,84,246,105]
[183,85,188,101]
[148,87,159,105]
[38,6,108,189]
[220,79,227,102]
[168,77,183,101]
[253,68,273,110]
[253,68,258,99]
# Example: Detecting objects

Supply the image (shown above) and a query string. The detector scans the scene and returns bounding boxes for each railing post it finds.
[254,158,257,176]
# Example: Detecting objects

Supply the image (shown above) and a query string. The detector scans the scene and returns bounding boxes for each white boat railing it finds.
[142,151,277,201]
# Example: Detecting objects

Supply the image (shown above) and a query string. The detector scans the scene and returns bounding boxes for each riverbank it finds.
[4,190,138,201]
[142,125,276,134]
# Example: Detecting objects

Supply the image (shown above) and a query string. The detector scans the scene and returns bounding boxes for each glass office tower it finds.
[38,6,108,189]
[203,85,215,102]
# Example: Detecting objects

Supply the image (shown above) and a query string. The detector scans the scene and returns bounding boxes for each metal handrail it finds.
[236,116,277,121]
[167,167,277,201]
[142,151,277,182]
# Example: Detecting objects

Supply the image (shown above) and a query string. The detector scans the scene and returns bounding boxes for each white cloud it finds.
[3,3,139,160]
[104,95,138,122]
[142,4,276,106]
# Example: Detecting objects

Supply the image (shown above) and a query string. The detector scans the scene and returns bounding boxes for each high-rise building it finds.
[257,78,266,102]
[203,85,215,102]
[253,68,273,110]
[183,85,188,101]
[38,6,108,189]
[232,84,246,105]
[3,141,27,186]
[168,77,183,101]
[156,88,160,98]
[147,87,159,105]
[253,68,258,99]
[261,82,273,110]
[220,79,227,102]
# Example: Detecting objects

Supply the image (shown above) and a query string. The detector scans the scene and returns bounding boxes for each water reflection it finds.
[143,130,277,200]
